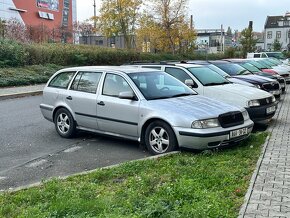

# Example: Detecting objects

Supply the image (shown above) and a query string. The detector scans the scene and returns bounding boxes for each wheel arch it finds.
[140,118,178,147]
[53,106,75,122]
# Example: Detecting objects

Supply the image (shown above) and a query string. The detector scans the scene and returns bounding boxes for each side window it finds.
[103,74,133,97]
[253,54,260,58]
[165,67,194,86]
[70,72,102,94]
[48,71,75,89]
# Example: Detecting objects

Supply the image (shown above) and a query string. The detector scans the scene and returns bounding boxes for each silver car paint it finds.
[40,66,254,150]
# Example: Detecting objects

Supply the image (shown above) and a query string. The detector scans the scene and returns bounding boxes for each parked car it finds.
[247,52,289,64]
[127,63,278,124]
[208,60,281,98]
[251,58,290,83]
[40,66,254,154]
[180,60,255,87]
[224,59,286,93]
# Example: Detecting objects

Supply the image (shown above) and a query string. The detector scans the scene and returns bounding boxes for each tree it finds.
[226,26,232,36]
[143,0,195,54]
[4,18,29,42]
[99,0,142,49]
[240,27,258,58]
[272,38,282,51]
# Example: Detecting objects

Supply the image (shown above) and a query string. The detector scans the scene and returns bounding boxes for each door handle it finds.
[66,96,73,100]
[97,101,105,106]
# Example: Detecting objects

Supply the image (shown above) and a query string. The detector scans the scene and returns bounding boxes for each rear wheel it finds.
[145,121,177,155]
[54,108,76,138]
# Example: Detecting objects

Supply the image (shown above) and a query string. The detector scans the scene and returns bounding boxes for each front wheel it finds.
[144,121,177,155]
[54,108,76,138]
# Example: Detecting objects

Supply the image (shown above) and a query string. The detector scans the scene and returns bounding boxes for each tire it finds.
[144,121,178,155]
[54,108,76,138]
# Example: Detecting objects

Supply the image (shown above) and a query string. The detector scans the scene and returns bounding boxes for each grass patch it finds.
[0,64,63,87]
[0,132,267,217]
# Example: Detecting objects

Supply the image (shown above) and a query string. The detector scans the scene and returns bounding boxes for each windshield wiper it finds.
[171,93,195,98]
[204,82,225,86]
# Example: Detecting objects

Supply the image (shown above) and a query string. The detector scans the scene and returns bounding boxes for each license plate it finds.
[230,128,248,139]
[266,105,276,114]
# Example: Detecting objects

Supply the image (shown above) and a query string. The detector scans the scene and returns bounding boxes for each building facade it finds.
[196,29,232,54]
[0,0,76,41]
[264,12,290,51]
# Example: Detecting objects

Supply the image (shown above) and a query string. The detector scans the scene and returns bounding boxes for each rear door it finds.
[65,71,102,129]
[96,73,140,138]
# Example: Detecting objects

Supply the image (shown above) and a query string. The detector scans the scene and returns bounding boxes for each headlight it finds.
[248,99,260,107]
[191,118,220,129]
[242,110,250,120]
[254,84,261,89]
[271,95,276,103]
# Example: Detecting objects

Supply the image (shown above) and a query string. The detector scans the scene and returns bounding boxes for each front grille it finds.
[262,82,280,91]
[259,97,274,106]
[218,111,244,128]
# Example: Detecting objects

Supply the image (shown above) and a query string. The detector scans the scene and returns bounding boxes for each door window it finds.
[103,74,133,97]
[70,72,102,93]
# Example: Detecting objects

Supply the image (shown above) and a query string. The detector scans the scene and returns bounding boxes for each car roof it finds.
[57,66,161,74]
[207,60,231,64]
[127,62,204,68]
[223,59,248,63]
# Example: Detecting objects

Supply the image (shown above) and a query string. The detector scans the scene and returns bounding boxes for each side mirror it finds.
[118,91,136,100]
[185,79,194,87]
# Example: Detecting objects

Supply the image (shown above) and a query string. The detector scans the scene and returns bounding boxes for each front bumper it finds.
[246,101,278,123]
[174,119,254,150]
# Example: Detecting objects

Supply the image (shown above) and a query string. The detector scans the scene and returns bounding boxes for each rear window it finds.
[49,71,75,89]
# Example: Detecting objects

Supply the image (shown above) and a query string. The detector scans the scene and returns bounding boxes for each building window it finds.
[96,40,103,45]
[267,31,272,39]
[276,31,281,39]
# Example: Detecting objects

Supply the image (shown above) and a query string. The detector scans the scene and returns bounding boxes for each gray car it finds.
[40,66,254,155]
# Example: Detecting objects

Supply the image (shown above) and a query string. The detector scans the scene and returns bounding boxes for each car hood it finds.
[227,78,255,87]
[202,84,272,108]
[232,75,273,83]
[143,95,242,121]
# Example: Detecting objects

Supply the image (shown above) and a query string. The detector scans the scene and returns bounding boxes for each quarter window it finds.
[103,74,133,97]
[70,72,102,93]
[49,71,75,89]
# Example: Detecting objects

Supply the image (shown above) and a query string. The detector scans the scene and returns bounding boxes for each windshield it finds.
[248,60,269,69]
[207,64,231,78]
[240,63,260,73]
[128,71,196,100]
[187,67,231,86]
[258,59,275,67]
[266,52,286,59]
[214,63,251,76]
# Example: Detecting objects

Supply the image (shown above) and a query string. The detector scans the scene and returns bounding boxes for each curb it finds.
[2,151,180,193]
[238,91,286,218]
[0,90,43,101]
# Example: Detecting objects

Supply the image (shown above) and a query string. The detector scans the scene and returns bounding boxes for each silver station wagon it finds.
[40,66,254,155]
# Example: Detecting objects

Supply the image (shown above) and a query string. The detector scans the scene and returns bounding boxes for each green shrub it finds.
[0,38,28,67]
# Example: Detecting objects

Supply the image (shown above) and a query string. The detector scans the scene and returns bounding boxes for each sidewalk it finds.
[0,84,45,100]
[239,88,290,218]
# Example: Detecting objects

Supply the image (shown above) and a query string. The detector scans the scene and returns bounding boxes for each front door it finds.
[96,73,140,138]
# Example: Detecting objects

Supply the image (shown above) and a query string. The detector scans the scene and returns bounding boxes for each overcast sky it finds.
[76,0,289,32]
